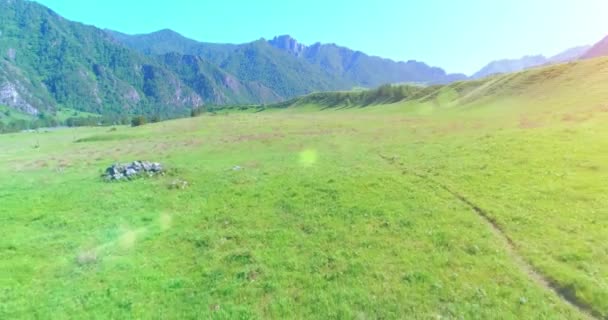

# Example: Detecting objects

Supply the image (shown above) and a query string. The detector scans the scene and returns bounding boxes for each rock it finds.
[132,161,142,169]
[142,162,152,171]
[103,161,165,181]
[232,165,243,171]
[125,168,137,177]
[151,163,163,172]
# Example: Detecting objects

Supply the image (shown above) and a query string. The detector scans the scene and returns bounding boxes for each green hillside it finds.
[0,0,204,115]
[206,40,351,98]
[0,0,296,118]
[2,56,608,318]
[159,53,282,105]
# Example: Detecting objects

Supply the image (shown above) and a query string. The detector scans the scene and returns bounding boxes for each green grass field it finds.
[2,58,608,319]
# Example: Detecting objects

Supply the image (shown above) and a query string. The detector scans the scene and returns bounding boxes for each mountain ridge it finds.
[582,36,608,59]
[471,46,591,79]
[110,29,468,89]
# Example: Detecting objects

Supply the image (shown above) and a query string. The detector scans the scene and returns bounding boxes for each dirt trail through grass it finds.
[379,154,601,319]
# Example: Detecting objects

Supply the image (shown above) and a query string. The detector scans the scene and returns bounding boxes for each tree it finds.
[190,106,204,117]
[149,115,161,123]
[131,116,147,127]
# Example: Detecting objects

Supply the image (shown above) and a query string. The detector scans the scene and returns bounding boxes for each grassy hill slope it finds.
[279,56,608,119]
[2,57,608,318]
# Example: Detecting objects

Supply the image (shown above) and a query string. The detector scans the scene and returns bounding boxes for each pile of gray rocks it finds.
[104,161,164,181]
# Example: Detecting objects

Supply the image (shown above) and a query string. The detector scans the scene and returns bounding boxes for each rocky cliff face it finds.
[0,59,54,115]
[0,81,39,115]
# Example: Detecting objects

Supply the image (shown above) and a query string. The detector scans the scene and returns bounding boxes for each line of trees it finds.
[0,115,131,134]
[0,109,198,133]
[0,112,62,133]
[1,83,435,134]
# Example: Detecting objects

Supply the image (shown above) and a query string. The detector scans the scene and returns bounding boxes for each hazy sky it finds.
[34,0,607,75]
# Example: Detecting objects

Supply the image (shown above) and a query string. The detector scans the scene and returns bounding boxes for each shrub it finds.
[131,116,147,127]
[191,106,204,117]
[150,115,161,123]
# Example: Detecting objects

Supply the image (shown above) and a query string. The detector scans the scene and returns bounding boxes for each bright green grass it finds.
[54,107,100,122]
[2,58,608,318]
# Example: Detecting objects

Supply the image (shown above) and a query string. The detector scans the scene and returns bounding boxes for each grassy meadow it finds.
[2,58,608,319]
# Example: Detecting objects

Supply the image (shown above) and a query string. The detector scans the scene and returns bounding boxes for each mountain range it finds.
[0,0,606,117]
[109,30,468,96]
[471,46,591,79]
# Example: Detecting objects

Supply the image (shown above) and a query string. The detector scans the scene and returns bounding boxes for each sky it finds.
[34,0,608,75]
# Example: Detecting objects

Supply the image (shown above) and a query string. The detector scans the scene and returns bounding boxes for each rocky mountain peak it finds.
[268,35,307,57]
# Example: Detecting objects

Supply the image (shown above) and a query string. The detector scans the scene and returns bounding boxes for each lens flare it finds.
[299,149,318,166]
[160,213,172,231]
